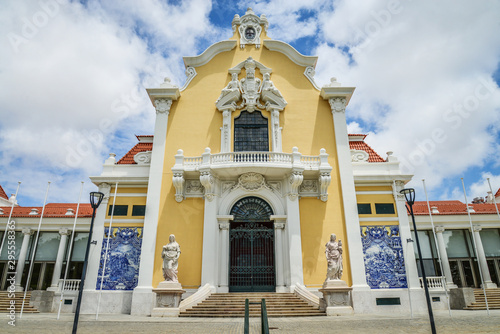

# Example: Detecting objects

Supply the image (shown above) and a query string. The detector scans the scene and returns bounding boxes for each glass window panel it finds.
[480,229,500,257]
[132,205,146,216]
[412,231,433,259]
[357,204,372,214]
[108,205,128,216]
[0,231,25,260]
[443,230,470,258]
[70,233,89,261]
[234,111,269,152]
[375,203,395,214]
[35,232,60,261]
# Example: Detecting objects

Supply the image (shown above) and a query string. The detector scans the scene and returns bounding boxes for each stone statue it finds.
[162,234,181,282]
[325,233,343,281]
[216,73,240,103]
[239,58,261,111]
[261,73,283,98]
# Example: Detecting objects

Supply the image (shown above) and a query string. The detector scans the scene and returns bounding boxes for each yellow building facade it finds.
[86,9,425,316]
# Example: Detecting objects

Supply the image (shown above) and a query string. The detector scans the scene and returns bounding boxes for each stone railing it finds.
[419,276,446,290]
[58,279,81,292]
[210,152,292,164]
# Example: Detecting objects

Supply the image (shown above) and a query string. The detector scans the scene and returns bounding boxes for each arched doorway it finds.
[229,197,275,292]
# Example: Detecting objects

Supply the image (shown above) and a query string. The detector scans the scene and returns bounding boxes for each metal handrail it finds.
[244,298,269,334]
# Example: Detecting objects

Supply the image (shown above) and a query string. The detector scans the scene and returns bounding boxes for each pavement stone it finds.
[1,309,500,333]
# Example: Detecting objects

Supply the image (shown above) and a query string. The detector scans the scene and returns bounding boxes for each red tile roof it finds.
[0,203,93,218]
[349,139,385,162]
[412,200,500,215]
[495,188,500,198]
[0,185,8,200]
[117,142,153,164]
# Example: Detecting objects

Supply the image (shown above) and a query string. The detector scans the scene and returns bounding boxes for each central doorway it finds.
[229,197,275,292]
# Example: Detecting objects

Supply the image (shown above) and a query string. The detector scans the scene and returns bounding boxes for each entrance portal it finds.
[229,197,275,292]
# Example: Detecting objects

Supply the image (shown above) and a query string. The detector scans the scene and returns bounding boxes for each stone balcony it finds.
[171,147,333,202]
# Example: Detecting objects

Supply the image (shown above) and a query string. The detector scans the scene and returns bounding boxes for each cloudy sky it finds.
[1,0,500,206]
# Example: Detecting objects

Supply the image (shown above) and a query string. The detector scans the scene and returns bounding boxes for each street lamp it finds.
[72,191,104,334]
[401,188,436,334]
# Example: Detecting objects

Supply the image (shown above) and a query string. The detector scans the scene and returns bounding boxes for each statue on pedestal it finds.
[325,233,343,281]
[162,234,181,282]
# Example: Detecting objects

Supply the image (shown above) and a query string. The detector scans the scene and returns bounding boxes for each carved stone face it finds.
[245,27,256,40]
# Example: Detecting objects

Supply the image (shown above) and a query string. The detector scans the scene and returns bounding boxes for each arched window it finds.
[234,111,269,152]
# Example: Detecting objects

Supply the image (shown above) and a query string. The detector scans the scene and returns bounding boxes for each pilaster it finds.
[217,217,232,292]
[472,225,497,288]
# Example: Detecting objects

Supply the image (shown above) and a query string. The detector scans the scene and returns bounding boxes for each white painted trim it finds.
[103,219,145,224]
[263,40,317,67]
[180,67,197,92]
[358,217,400,222]
[109,193,148,197]
[183,40,237,67]
[355,191,393,195]
[218,187,285,216]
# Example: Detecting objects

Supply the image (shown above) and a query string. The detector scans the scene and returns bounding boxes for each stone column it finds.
[132,96,177,316]
[472,226,497,288]
[15,228,33,291]
[217,217,231,292]
[273,219,286,292]
[48,228,71,291]
[327,97,369,290]
[434,226,458,288]
[221,110,232,153]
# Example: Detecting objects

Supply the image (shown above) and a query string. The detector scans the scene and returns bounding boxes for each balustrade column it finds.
[15,228,33,291]
[434,226,457,288]
[473,226,497,288]
[48,228,71,291]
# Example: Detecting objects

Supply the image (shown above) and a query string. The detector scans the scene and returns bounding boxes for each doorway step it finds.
[464,289,500,309]
[179,292,325,317]
[0,291,39,313]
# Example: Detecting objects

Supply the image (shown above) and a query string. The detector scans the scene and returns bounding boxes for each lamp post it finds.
[401,188,436,334]
[72,191,104,334]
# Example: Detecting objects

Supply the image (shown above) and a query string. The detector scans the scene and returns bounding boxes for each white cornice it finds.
[183,40,238,68]
[263,40,317,67]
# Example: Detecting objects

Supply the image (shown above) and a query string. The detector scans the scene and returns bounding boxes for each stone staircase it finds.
[0,291,39,313]
[464,289,500,310]
[179,292,325,317]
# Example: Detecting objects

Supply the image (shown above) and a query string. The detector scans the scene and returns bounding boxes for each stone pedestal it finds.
[151,281,185,317]
[319,280,353,316]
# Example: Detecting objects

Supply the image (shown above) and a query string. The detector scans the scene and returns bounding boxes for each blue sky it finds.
[1,0,500,206]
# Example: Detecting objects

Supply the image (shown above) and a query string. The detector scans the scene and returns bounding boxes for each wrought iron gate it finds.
[229,221,275,292]
[229,197,275,292]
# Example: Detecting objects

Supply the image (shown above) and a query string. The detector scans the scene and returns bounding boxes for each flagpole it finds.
[20,181,50,318]
[95,182,118,320]
[57,181,84,320]
[0,181,21,255]
[461,178,490,316]
[422,179,452,317]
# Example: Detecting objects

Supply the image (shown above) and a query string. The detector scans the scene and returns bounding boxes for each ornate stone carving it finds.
[233,172,269,192]
[288,171,304,200]
[222,181,236,193]
[134,151,152,165]
[304,66,320,90]
[350,149,369,162]
[274,222,285,230]
[172,172,185,203]
[238,58,262,112]
[186,180,203,194]
[328,97,346,113]
[155,98,173,114]
[325,233,343,281]
[162,234,181,282]
[219,222,230,230]
[319,172,332,202]
[180,67,197,91]
[200,171,215,201]
[300,180,318,193]
[215,74,241,112]
[268,181,282,194]
[434,226,445,233]
[233,8,268,49]
[261,73,287,111]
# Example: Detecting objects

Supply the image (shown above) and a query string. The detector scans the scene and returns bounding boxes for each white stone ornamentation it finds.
[155,99,173,114]
[325,233,343,281]
[319,172,332,202]
[299,180,318,193]
[134,151,152,165]
[233,172,269,192]
[162,234,181,282]
[233,8,268,49]
[186,180,203,195]
[328,98,346,113]
[200,171,215,201]
[172,172,185,203]
[350,149,369,163]
[288,171,304,200]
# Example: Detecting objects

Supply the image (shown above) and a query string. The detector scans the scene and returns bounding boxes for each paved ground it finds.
[1,310,500,334]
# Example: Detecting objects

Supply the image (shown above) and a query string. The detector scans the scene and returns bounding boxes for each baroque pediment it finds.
[215,57,287,112]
